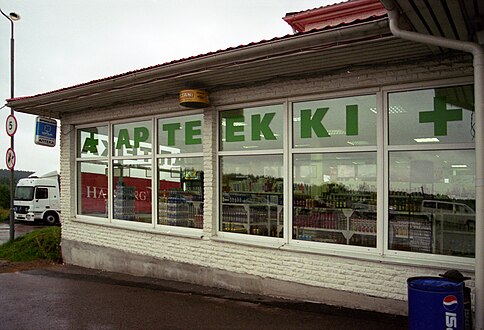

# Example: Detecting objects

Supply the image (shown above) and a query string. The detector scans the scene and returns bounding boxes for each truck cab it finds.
[14,171,60,225]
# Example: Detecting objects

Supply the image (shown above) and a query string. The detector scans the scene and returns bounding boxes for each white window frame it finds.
[74,112,205,238]
[215,100,287,247]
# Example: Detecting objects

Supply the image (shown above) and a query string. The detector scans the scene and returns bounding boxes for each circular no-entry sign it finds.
[6,148,15,170]
[6,114,17,136]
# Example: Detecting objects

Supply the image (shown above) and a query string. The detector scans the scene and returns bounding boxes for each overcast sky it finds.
[0,0,336,174]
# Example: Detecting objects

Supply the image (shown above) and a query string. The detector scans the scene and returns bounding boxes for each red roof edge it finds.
[283,0,386,33]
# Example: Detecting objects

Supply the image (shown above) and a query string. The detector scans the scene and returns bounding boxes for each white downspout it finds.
[381,3,484,329]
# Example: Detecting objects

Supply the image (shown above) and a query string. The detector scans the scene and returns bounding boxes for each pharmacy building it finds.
[9,0,483,316]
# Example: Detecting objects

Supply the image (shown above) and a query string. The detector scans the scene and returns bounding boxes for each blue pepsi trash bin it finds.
[407,276,464,330]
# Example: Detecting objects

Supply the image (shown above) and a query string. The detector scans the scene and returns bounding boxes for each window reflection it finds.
[293,153,377,247]
[78,161,108,218]
[158,157,204,228]
[220,155,284,237]
[388,150,475,257]
[113,159,152,223]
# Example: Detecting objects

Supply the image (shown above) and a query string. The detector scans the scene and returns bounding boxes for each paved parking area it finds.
[0,221,47,245]
[0,265,408,329]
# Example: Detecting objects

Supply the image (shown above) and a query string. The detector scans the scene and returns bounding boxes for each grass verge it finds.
[0,226,62,263]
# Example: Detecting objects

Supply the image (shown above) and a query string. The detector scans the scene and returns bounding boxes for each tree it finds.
[0,183,10,209]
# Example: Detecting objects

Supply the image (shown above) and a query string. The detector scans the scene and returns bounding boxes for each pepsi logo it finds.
[443,295,459,311]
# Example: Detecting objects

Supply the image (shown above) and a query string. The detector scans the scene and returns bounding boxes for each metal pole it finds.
[8,22,14,242]
[1,9,16,242]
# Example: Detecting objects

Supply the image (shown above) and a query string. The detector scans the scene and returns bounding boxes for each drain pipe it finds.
[380,1,484,328]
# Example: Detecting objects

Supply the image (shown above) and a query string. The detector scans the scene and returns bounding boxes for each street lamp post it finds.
[1,9,20,242]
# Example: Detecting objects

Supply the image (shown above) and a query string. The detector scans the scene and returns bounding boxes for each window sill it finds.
[72,216,204,240]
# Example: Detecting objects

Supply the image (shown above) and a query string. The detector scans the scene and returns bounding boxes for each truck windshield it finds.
[14,186,35,201]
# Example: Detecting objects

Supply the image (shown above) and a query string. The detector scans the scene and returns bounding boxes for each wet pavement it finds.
[0,264,408,329]
[0,221,47,245]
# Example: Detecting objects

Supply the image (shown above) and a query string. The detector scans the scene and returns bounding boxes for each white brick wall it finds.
[60,54,475,307]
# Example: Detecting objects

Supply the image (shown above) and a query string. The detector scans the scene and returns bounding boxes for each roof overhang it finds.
[7,6,471,119]
[381,0,483,45]
[5,19,428,118]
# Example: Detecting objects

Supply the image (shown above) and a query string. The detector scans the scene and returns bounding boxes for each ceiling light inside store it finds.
[328,130,345,135]
[414,137,440,143]
[221,121,246,127]
[451,164,468,168]
[388,105,407,114]
[347,141,369,146]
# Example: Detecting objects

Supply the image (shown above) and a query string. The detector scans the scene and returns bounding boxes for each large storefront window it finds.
[158,114,203,154]
[388,85,474,145]
[76,115,204,228]
[291,94,378,247]
[113,159,152,223]
[158,157,204,228]
[77,125,109,218]
[112,120,153,223]
[77,161,108,217]
[157,114,204,229]
[220,104,284,151]
[293,95,377,148]
[114,120,152,157]
[220,155,283,236]
[293,152,377,247]
[388,151,475,257]
[74,83,475,264]
[219,104,284,237]
[388,85,475,258]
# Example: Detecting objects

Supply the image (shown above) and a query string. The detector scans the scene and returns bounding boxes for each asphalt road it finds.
[0,265,408,330]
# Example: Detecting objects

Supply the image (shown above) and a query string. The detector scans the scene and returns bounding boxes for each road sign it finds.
[6,114,17,136]
[34,116,57,147]
[6,148,15,170]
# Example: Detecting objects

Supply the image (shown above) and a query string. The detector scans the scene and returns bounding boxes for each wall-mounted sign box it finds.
[35,116,57,147]
[179,89,209,108]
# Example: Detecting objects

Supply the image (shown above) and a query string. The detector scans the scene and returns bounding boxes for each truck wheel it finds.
[43,212,59,226]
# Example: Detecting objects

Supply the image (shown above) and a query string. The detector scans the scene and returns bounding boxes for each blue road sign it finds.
[35,117,57,147]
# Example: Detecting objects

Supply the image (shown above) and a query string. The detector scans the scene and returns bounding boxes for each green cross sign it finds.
[419,97,462,136]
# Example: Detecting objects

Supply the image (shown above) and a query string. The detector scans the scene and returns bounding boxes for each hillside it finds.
[0,169,34,185]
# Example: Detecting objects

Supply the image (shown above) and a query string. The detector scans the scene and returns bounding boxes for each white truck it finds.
[13,171,60,225]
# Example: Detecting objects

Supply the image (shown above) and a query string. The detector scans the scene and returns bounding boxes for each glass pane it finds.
[388,150,475,257]
[220,155,283,237]
[35,188,48,199]
[388,85,474,145]
[113,120,152,157]
[158,114,203,154]
[220,104,284,151]
[77,126,109,158]
[77,161,108,218]
[293,152,377,247]
[113,159,152,223]
[158,157,204,228]
[293,95,376,148]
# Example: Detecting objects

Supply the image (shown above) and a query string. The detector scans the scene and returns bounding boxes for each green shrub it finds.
[0,208,10,222]
[0,226,62,262]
